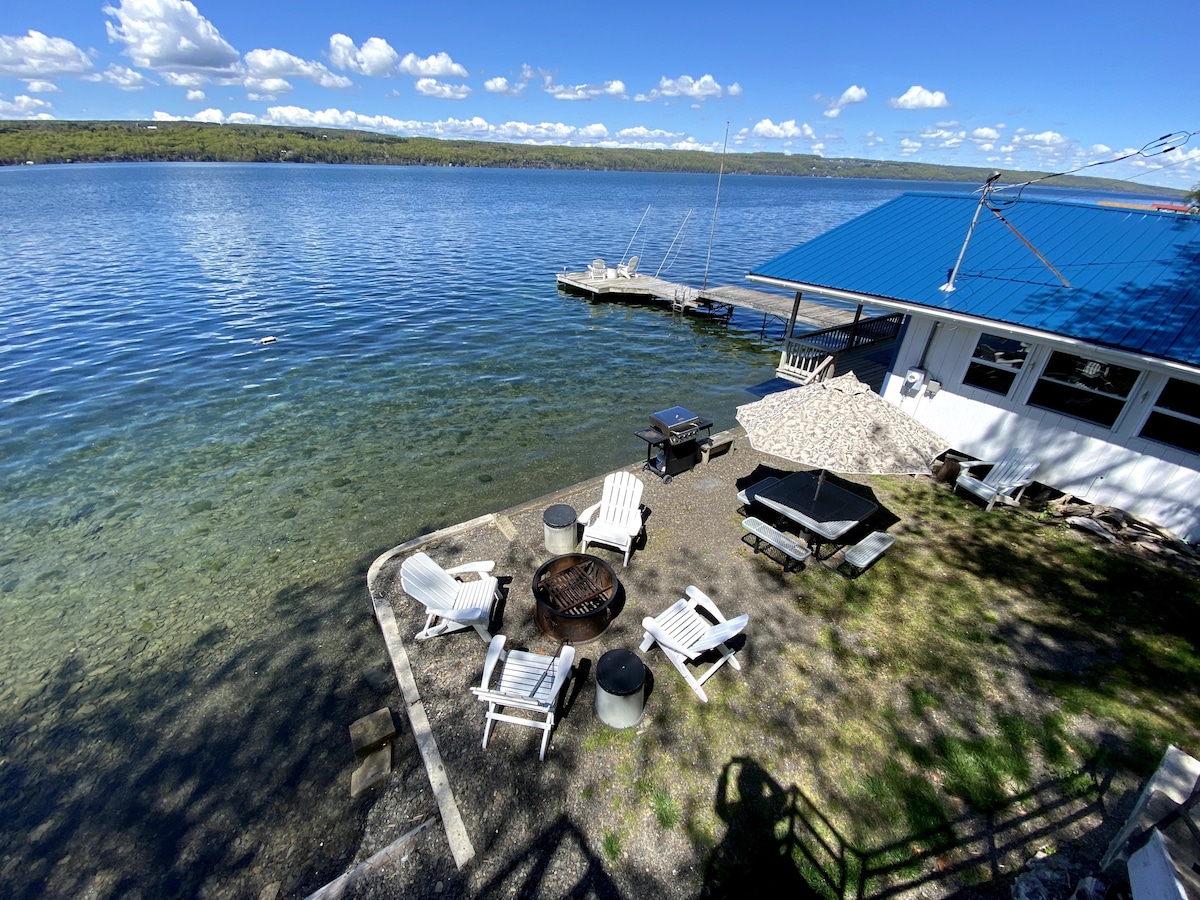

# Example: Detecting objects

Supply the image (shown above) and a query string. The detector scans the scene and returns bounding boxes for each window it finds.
[962,333,1030,395]
[1027,351,1140,427]
[1139,377,1200,453]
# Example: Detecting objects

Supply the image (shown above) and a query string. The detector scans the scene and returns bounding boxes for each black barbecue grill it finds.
[635,406,714,482]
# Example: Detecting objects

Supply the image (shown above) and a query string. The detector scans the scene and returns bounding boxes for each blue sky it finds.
[2,0,1198,189]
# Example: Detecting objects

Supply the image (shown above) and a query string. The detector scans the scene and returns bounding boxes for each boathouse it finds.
[748,191,1200,543]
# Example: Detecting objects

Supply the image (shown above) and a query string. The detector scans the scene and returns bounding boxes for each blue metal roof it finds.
[749,192,1200,367]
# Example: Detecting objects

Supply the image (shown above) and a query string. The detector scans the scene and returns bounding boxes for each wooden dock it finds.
[554,270,857,330]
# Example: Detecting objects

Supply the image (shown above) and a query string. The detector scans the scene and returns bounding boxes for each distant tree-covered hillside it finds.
[0,120,1177,196]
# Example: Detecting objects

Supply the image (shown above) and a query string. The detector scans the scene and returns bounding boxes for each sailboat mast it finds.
[702,122,729,290]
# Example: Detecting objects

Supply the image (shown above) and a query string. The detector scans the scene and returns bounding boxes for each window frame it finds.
[1026,349,1142,429]
[1137,375,1200,454]
[960,331,1032,398]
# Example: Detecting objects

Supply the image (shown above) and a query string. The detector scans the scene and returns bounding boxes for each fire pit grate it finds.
[532,553,619,643]
[537,558,610,615]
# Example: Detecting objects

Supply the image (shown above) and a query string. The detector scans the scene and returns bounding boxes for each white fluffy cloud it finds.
[545,79,626,101]
[636,74,726,102]
[23,80,60,93]
[398,52,467,78]
[823,84,867,118]
[415,78,471,100]
[889,85,949,110]
[920,127,964,148]
[328,34,398,77]
[104,0,240,75]
[969,125,1003,151]
[752,118,815,140]
[0,93,55,117]
[0,30,93,78]
[162,71,205,88]
[898,138,922,154]
[1014,129,1067,148]
[244,48,351,91]
[186,89,205,101]
[616,125,679,140]
[102,64,151,90]
[483,64,539,97]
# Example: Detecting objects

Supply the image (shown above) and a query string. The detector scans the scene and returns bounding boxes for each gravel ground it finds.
[330,433,1143,900]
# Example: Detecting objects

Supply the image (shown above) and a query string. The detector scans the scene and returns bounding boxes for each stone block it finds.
[350,743,391,798]
[350,707,396,757]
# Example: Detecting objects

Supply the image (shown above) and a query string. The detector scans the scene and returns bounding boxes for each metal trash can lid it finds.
[596,649,645,696]
[543,503,576,528]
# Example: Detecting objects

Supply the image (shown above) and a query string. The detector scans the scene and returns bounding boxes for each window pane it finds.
[1029,379,1127,427]
[971,334,1028,370]
[1155,378,1200,418]
[1140,411,1200,453]
[1041,351,1138,398]
[964,361,1017,394]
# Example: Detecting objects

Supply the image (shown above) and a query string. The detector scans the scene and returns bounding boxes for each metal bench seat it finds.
[842,531,895,576]
[741,516,811,571]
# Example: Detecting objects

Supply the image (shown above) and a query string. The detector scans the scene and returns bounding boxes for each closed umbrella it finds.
[735,373,949,495]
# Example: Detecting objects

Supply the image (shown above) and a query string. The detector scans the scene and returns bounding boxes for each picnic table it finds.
[756,471,878,550]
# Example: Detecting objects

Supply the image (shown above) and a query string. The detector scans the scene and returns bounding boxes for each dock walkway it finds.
[555,270,857,330]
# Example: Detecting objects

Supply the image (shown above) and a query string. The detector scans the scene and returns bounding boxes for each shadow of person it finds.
[701,756,820,898]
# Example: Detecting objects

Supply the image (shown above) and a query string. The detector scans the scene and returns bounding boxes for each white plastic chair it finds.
[471,635,576,761]
[617,255,639,278]
[588,259,606,280]
[579,471,644,567]
[955,449,1040,511]
[639,586,748,702]
[400,551,499,642]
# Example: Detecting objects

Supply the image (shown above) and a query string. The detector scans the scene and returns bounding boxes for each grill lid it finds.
[649,406,700,434]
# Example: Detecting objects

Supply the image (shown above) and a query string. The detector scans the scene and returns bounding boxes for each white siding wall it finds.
[881,317,1200,543]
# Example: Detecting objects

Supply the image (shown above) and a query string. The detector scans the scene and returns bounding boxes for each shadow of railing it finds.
[704,756,1114,900]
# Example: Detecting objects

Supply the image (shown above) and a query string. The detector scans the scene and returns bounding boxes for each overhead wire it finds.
[990,129,1199,204]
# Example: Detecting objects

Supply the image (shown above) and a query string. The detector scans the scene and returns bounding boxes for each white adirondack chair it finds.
[955,449,1040,511]
[471,635,576,761]
[617,255,639,278]
[400,551,499,642]
[588,259,606,280]
[579,470,644,566]
[640,586,748,702]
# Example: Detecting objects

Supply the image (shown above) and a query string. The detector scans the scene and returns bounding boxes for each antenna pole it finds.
[940,171,1001,293]
[702,122,729,290]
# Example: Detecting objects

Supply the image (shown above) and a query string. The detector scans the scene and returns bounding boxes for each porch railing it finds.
[777,313,904,384]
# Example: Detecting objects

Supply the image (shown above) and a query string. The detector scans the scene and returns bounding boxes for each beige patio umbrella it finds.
[735,373,949,494]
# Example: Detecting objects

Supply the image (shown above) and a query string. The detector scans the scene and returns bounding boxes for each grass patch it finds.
[601,830,622,861]
[651,787,681,829]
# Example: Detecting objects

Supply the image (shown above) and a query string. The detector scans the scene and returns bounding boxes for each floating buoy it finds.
[260,336,277,344]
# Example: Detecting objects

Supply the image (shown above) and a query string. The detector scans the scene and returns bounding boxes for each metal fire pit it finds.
[532,553,618,643]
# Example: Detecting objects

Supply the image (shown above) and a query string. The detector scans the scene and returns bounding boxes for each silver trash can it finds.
[594,649,646,728]
[543,503,577,555]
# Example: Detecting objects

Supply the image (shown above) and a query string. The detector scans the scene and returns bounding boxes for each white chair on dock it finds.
[589,259,606,280]
[579,471,644,566]
[400,551,499,642]
[617,255,639,278]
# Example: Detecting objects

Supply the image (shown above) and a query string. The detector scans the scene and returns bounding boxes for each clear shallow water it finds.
[0,164,1152,895]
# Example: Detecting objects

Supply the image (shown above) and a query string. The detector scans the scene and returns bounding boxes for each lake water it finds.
[0,164,1157,896]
